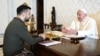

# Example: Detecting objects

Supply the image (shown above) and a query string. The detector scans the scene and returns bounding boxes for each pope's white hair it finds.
[78,9,87,14]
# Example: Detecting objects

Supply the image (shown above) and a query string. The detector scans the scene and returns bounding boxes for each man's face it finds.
[77,10,86,22]
[23,9,31,22]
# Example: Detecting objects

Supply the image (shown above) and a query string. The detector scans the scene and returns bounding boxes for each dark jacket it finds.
[3,17,43,56]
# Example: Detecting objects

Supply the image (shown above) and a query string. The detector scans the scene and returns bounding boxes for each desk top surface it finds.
[47,40,80,56]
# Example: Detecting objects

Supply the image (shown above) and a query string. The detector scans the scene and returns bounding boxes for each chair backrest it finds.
[89,11,100,38]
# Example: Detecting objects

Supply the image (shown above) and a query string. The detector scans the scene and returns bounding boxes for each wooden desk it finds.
[32,40,81,56]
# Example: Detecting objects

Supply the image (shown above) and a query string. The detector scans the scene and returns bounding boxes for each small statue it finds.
[29,14,35,33]
[51,6,56,23]
[50,6,56,30]
[23,2,28,5]
[25,14,35,35]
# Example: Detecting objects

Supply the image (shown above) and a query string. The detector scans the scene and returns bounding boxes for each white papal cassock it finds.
[70,16,98,39]
[69,16,98,56]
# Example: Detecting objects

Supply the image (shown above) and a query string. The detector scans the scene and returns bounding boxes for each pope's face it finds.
[77,10,86,22]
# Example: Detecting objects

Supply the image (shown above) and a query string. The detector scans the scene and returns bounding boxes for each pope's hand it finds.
[61,27,67,34]
[67,29,77,35]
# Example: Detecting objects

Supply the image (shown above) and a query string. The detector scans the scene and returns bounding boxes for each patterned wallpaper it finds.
[0,0,36,34]
[44,0,100,26]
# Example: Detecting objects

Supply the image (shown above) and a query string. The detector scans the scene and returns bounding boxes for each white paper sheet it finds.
[39,41,61,46]
[64,35,84,38]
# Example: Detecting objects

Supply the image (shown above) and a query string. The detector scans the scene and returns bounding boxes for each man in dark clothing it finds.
[3,4,46,56]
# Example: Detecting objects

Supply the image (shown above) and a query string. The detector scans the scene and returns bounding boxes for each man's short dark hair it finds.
[17,4,31,15]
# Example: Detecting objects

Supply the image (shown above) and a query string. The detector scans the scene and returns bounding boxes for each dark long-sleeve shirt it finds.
[3,17,43,56]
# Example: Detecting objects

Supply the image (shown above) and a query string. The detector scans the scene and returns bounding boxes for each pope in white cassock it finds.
[62,9,99,56]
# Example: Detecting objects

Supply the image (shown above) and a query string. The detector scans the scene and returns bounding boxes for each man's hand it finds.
[39,33,46,40]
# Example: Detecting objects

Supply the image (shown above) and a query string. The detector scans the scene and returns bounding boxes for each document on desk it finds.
[65,35,83,37]
[39,41,61,46]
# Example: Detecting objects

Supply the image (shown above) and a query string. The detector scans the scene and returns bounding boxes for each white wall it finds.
[2,0,100,34]
[8,0,37,22]
[44,0,100,27]
[0,0,37,34]
[0,0,8,34]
